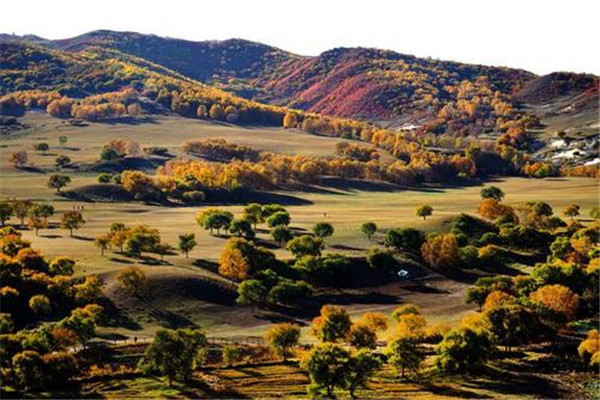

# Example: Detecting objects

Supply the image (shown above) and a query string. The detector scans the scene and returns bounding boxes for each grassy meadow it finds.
[1,113,598,341]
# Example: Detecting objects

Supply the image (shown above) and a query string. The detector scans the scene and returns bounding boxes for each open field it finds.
[1,114,598,341]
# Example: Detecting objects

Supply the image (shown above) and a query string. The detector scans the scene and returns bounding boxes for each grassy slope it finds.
[1,113,598,341]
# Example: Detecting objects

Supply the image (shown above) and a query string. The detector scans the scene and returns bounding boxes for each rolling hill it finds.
[5,30,596,127]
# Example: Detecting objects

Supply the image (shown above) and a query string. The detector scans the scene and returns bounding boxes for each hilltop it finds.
[3,30,597,127]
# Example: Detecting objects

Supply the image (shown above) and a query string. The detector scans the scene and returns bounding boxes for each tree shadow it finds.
[98,297,142,331]
[39,234,62,239]
[73,234,94,241]
[418,382,488,399]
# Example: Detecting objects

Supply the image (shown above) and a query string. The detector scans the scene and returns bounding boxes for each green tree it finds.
[265,323,301,361]
[384,228,425,252]
[344,349,381,398]
[261,204,286,220]
[301,343,350,399]
[97,172,112,183]
[436,327,494,373]
[55,155,71,168]
[242,203,263,229]
[313,222,334,240]
[386,336,425,377]
[58,135,68,147]
[562,204,580,220]
[48,174,71,193]
[229,219,255,239]
[100,147,119,161]
[12,350,45,391]
[31,203,54,223]
[366,248,397,272]
[465,285,489,311]
[34,142,50,153]
[415,204,433,220]
[271,225,293,247]
[266,211,291,227]
[60,211,85,237]
[360,222,377,240]
[178,233,197,258]
[0,201,12,226]
[196,209,233,235]
[42,352,78,388]
[480,186,505,201]
[140,328,207,386]
[287,235,324,258]
[237,279,267,306]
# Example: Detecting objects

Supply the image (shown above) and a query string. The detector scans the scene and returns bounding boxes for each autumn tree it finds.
[530,284,579,321]
[219,237,277,280]
[12,200,32,226]
[421,233,460,271]
[196,104,208,118]
[478,198,516,221]
[9,150,28,167]
[60,211,85,237]
[265,323,301,361]
[578,329,599,367]
[94,235,111,256]
[283,112,298,129]
[116,266,147,297]
[28,215,47,236]
[47,174,71,193]
[209,104,225,120]
[348,324,377,349]
[178,233,197,258]
[416,204,433,220]
[357,312,388,333]
[311,305,352,343]
[360,222,377,240]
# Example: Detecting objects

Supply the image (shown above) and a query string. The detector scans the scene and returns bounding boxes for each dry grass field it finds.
[1,113,598,342]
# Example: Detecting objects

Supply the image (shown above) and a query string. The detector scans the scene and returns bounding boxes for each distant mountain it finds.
[2,30,598,135]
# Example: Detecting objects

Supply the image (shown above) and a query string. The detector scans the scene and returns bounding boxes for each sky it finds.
[3,0,599,75]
